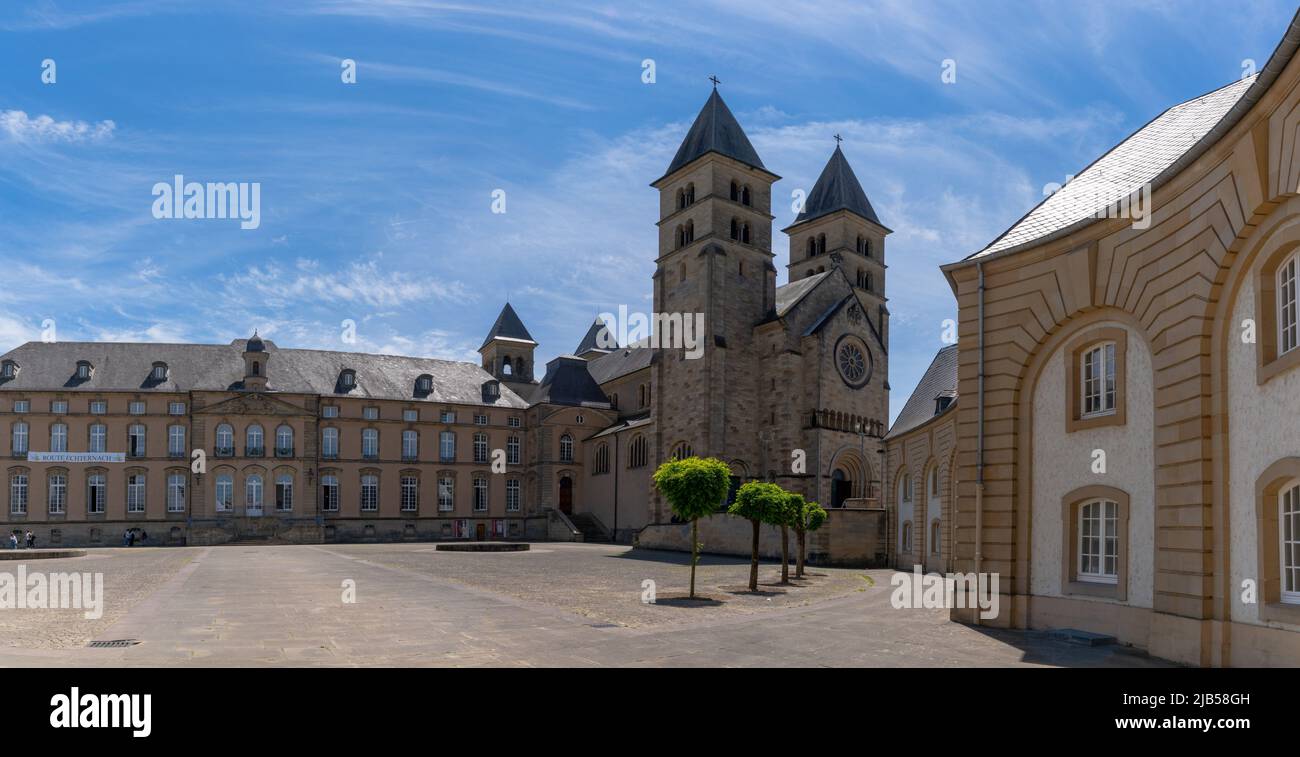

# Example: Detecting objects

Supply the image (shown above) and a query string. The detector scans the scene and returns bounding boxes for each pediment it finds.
[197,392,307,417]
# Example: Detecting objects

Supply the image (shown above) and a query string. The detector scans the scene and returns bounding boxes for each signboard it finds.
[27,452,126,464]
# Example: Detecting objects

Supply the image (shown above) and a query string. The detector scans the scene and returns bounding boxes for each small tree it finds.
[776,491,804,584]
[652,456,731,599]
[728,481,786,592]
[793,499,828,579]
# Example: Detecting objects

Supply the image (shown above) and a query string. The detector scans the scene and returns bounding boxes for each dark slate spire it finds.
[574,318,614,357]
[480,303,537,350]
[661,90,767,179]
[530,355,612,407]
[788,145,884,228]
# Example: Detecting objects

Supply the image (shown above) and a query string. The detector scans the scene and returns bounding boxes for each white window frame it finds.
[403,409,418,422]
[87,473,106,514]
[321,405,339,419]
[400,475,418,512]
[1280,252,1299,356]
[473,432,488,463]
[128,424,146,457]
[13,400,28,414]
[167,473,186,512]
[215,474,233,512]
[51,400,67,414]
[169,401,186,415]
[129,401,145,415]
[473,476,488,512]
[440,431,455,462]
[1281,481,1300,604]
[275,474,293,512]
[360,474,379,511]
[10,473,27,514]
[1080,342,1117,419]
[215,424,234,456]
[168,425,186,457]
[362,428,379,459]
[12,422,28,455]
[321,475,339,512]
[363,407,379,421]
[402,429,418,460]
[246,474,263,512]
[438,476,454,511]
[506,479,520,512]
[1077,499,1119,585]
[127,473,146,513]
[90,401,107,415]
[507,435,520,465]
[275,425,293,455]
[50,423,67,453]
[48,472,67,514]
[322,427,339,459]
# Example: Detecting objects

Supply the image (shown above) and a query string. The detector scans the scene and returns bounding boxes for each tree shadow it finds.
[653,595,726,608]
[719,583,789,597]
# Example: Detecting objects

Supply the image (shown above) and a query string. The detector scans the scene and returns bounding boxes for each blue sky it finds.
[0,0,1295,423]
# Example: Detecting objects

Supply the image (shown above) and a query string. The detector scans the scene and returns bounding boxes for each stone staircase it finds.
[569,512,611,543]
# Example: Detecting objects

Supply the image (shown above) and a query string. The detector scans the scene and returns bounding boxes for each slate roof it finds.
[0,340,530,408]
[588,414,653,440]
[972,75,1256,259]
[660,89,769,181]
[774,271,832,317]
[885,345,958,440]
[785,146,884,229]
[575,319,614,357]
[479,303,537,349]
[530,355,612,407]
[586,340,654,386]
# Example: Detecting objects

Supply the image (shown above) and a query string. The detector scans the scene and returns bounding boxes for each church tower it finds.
[479,303,538,396]
[783,144,891,345]
[649,87,779,502]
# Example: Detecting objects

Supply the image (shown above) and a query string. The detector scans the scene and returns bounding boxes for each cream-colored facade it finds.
[939,13,1300,665]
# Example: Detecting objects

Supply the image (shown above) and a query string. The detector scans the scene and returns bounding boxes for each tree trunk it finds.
[796,528,806,578]
[780,525,790,583]
[689,518,698,599]
[749,519,760,592]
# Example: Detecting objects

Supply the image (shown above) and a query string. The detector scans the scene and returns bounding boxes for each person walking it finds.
[8,532,16,550]
[24,531,34,549]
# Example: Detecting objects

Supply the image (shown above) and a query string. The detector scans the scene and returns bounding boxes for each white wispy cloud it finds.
[0,111,116,143]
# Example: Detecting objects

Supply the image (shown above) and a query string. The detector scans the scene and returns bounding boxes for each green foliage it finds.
[802,500,828,533]
[652,456,731,522]
[728,481,787,524]
[780,492,807,529]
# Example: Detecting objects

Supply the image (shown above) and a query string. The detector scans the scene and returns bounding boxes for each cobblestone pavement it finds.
[0,543,1174,667]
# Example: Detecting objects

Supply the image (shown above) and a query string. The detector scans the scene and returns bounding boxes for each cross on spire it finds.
[708,74,721,89]
[833,133,843,146]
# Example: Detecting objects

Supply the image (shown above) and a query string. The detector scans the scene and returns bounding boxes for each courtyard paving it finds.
[0,543,1174,667]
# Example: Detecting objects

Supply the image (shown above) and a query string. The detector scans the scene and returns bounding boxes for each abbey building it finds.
[0,88,894,563]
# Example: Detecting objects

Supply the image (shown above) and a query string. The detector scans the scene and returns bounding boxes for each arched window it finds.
[671,442,693,460]
[676,187,686,210]
[168,472,187,513]
[730,218,738,240]
[594,443,610,475]
[817,234,826,255]
[807,238,816,258]
[515,359,525,377]
[741,185,751,206]
[740,223,750,244]
[559,433,574,463]
[864,238,873,257]
[730,181,739,201]
[1077,499,1119,584]
[685,183,694,205]
[931,520,941,555]
[215,473,233,512]
[902,522,913,552]
[246,425,264,456]
[275,425,293,456]
[215,424,233,456]
[628,435,648,468]
[856,236,865,254]
[276,474,293,512]
[246,474,263,512]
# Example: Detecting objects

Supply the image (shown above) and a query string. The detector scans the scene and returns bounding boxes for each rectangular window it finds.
[51,400,67,415]
[48,473,67,514]
[473,477,488,512]
[507,416,520,428]
[1081,343,1117,418]
[321,475,339,512]
[321,405,339,419]
[1281,255,1298,355]
[403,409,418,422]
[1282,484,1300,604]
[10,473,27,514]
[363,407,379,420]
[87,473,106,514]
[507,436,520,465]
[276,476,292,512]
[127,474,146,513]
[360,475,378,511]
[128,425,146,458]
[89,401,107,415]
[50,423,67,452]
[474,414,488,426]
[438,476,454,511]
[129,401,146,415]
[168,402,186,415]
[473,433,488,464]
[362,429,379,459]
[168,426,186,457]
[402,430,418,461]
[167,473,186,512]
[401,475,418,512]
[216,476,233,512]
[440,410,455,424]
[13,401,29,414]
[12,422,28,455]
[322,428,339,459]
[506,479,520,512]
[1078,500,1119,584]
[440,431,455,462]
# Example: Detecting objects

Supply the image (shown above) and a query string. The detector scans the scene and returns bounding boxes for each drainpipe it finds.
[613,431,620,542]
[975,261,986,626]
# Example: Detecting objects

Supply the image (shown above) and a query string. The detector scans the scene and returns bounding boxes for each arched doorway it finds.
[558,477,573,515]
[831,469,851,508]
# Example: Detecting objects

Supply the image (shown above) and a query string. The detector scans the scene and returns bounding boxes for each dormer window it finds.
[76,361,92,380]
[935,395,953,414]
[339,369,356,389]
[1,360,17,379]
[151,362,168,381]
[482,379,500,402]
[252,361,260,376]
[416,374,433,394]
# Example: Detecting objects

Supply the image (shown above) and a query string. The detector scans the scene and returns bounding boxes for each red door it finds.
[559,478,573,515]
